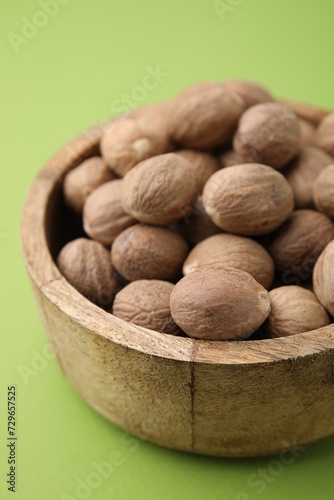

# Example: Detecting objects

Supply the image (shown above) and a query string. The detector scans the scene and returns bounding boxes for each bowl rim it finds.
[20,121,334,365]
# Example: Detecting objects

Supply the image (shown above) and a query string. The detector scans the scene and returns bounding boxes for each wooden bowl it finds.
[21,124,334,457]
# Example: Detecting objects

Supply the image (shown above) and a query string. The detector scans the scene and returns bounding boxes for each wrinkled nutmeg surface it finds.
[83,180,137,247]
[224,78,273,108]
[168,81,245,149]
[170,267,271,340]
[100,118,167,176]
[313,165,334,218]
[64,157,116,214]
[111,224,189,282]
[183,233,274,290]
[284,147,333,209]
[57,238,121,307]
[267,209,334,276]
[122,153,198,225]
[175,196,221,245]
[113,280,181,335]
[202,163,294,235]
[266,286,331,338]
[314,113,334,157]
[278,99,330,126]
[233,102,300,169]
[176,149,220,193]
[313,240,334,316]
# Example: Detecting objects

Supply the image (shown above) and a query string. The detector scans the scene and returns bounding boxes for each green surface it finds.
[1,0,334,498]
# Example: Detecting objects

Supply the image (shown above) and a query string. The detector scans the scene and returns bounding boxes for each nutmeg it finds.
[176,149,220,193]
[113,280,181,335]
[183,233,274,290]
[218,146,243,168]
[279,99,330,126]
[299,118,315,146]
[202,163,294,235]
[168,82,245,149]
[313,165,334,218]
[284,147,333,209]
[100,118,167,176]
[267,210,334,279]
[224,78,273,108]
[83,180,137,247]
[170,267,271,340]
[122,153,198,225]
[63,156,116,214]
[111,224,189,282]
[174,196,221,245]
[266,286,331,338]
[57,238,121,307]
[233,103,300,169]
[313,240,334,316]
[132,101,174,151]
[314,112,334,157]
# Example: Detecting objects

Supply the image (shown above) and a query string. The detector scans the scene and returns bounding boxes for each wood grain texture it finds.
[21,122,334,457]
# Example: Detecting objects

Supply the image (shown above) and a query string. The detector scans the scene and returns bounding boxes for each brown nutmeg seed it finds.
[100,118,167,176]
[224,78,273,108]
[233,102,300,169]
[113,280,181,335]
[267,209,334,279]
[313,240,334,316]
[202,163,294,235]
[284,147,333,209]
[266,286,331,338]
[63,156,116,214]
[174,196,221,245]
[313,165,334,218]
[122,153,198,225]
[83,180,137,247]
[176,149,220,193]
[168,81,245,149]
[170,267,271,340]
[278,99,330,126]
[183,233,274,290]
[57,238,121,307]
[314,112,334,157]
[111,224,189,282]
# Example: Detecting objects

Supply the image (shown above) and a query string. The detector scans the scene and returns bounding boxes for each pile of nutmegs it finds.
[57,79,334,341]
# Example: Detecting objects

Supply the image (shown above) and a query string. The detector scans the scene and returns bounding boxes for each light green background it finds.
[1,0,334,499]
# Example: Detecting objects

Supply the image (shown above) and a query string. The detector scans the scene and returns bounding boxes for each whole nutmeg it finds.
[284,147,333,209]
[176,149,220,193]
[266,286,331,338]
[174,196,221,245]
[202,163,294,235]
[233,103,300,169]
[100,118,167,176]
[111,224,189,282]
[314,113,334,157]
[57,238,121,307]
[168,81,245,149]
[132,101,173,148]
[224,78,273,108]
[218,146,243,168]
[63,156,116,214]
[278,99,329,126]
[313,165,334,218]
[122,153,198,225]
[183,233,274,290]
[313,240,334,316]
[170,267,271,340]
[113,280,181,335]
[267,210,334,280]
[83,180,137,247]
[299,118,315,146]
